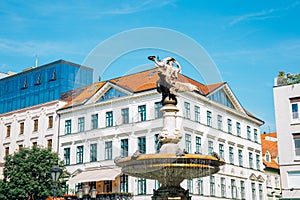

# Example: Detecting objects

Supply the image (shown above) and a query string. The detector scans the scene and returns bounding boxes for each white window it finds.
[293,134,300,157]
[217,115,223,130]
[184,102,191,119]
[287,171,300,188]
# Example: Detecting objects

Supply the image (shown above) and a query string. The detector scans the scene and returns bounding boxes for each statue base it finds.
[152,186,191,200]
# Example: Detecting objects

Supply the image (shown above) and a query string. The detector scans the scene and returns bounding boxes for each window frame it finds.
[138,105,146,121]
[105,111,114,127]
[76,145,84,164]
[90,143,97,162]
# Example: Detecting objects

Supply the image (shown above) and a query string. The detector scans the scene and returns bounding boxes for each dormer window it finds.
[21,77,28,89]
[266,151,271,162]
[34,73,41,85]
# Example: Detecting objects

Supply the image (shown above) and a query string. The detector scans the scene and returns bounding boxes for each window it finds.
[259,184,263,200]
[90,143,97,162]
[292,103,299,119]
[32,142,37,147]
[208,141,214,155]
[265,151,270,162]
[155,180,161,190]
[196,136,201,153]
[241,181,245,200]
[64,120,72,134]
[19,122,24,134]
[227,119,232,134]
[217,115,223,130]
[155,102,162,119]
[194,106,200,122]
[184,102,190,119]
[105,141,112,160]
[236,122,241,137]
[47,139,52,148]
[254,129,258,142]
[76,146,84,164]
[221,177,226,197]
[49,68,56,81]
[91,114,98,129]
[293,134,300,156]
[138,105,146,121]
[155,134,162,153]
[210,176,215,196]
[207,111,212,126]
[247,126,251,140]
[219,144,224,159]
[275,176,280,188]
[197,178,203,195]
[138,178,146,195]
[121,139,128,157]
[5,147,9,157]
[138,136,146,154]
[121,108,129,124]
[266,175,271,185]
[104,180,112,193]
[78,117,85,132]
[120,174,128,193]
[231,179,237,199]
[238,149,243,167]
[34,72,41,85]
[18,144,23,151]
[251,183,256,200]
[187,179,193,194]
[48,116,53,129]
[33,119,38,132]
[106,111,113,127]
[6,125,10,137]
[64,148,70,165]
[185,134,192,153]
[229,146,234,164]
[249,152,253,169]
[256,154,260,170]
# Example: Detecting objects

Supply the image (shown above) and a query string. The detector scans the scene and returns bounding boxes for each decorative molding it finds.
[218,138,226,143]
[207,134,215,139]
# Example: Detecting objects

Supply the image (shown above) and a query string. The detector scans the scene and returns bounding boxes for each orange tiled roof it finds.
[62,68,227,109]
[261,132,279,169]
[263,159,279,169]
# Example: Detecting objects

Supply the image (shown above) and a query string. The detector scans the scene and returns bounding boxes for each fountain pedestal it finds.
[152,186,191,200]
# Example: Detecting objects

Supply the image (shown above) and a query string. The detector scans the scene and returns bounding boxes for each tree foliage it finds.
[1,146,66,200]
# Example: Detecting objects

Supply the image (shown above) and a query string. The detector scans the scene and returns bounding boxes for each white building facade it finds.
[0,100,66,178]
[58,69,265,199]
[274,76,300,199]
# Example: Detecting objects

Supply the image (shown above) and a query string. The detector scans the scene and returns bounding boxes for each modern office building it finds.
[58,68,265,199]
[0,59,93,114]
[261,132,281,200]
[0,60,93,178]
[273,72,300,199]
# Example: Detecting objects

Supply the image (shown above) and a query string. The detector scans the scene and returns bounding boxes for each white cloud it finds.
[229,9,278,26]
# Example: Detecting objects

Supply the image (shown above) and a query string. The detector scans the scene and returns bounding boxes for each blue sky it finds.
[1,0,300,133]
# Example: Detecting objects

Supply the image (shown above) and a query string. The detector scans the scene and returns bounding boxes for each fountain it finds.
[115,56,225,200]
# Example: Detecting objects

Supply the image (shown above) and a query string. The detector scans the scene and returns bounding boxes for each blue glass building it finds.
[0,60,93,114]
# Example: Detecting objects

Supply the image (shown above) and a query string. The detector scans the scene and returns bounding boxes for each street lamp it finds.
[83,184,90,200]
[77,188,83,199]
[91,188,97,199]
[50,165,62,199]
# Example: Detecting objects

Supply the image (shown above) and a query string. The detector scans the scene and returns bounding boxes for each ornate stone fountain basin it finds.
[115,153,225,187]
